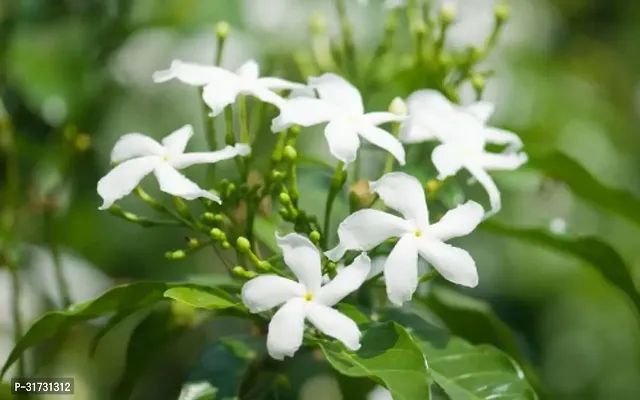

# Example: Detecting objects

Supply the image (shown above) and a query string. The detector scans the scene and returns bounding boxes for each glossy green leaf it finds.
[253,216,280,253]
[337,303,371,325]
[0,281,241,378]
[321,321,431,400]
[529,151,640,227]
[423,286,543,394]
[482,220,640,310]
[164,287,238,310]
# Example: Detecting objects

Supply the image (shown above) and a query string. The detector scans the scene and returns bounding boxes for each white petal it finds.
[429,201,484,241]
[202,81,241,117]
[383,235,419,306]
[369,172,429,230]
[266,298,306,360]
[161,125,193,156]
[308,73,364,115]
[110,133,164,163]
[325,209,413,261]
[247,85,287,109]
[316,253,371,306]
[325,119,361,166]
[275,233,323,293]
[306,302,361,351]
[153,163,220,202]
[257,77,305,91]
[483,127,524,151]
[170,144,251,169]
[463,101,495,123]
[152,60,233,86]
[403,89,458,142]
[97,156,160,210]
[368,256,387,279]
[431,144,463,179]
[236,59,260,80]
[241,275,306,313]
[362,112,405,126]
[368,386,393,400]
[271,97,335,132]
[465,164,501,216]
[417,239,478,287]
[479,151,528,171]
[398,117,436,144]
[356,124,406,165]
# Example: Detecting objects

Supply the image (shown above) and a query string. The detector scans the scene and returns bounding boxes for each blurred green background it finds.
[1,0,640,399]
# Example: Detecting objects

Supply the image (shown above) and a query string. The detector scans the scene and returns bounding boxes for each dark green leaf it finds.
[164,287,239,310]
[529,151,640,227]
[0,281,241,378]
[482,220,640,310]
[321,321,431,400]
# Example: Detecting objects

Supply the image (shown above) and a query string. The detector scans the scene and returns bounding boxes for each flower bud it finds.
[236,236,251,252]
[257,260,272,272]
[283,145,297,162]
[425,179,442,194]
[389,97,408,116]
[75,134,91,152]
[221,241,231,249]
[202,212,216,222]
[210,228,225,241]
[494,3,511,22]
[279,208,290,219]
[279,192,291,205]
[471,74,486,93]
[215,21,230,39]
[439,3,456,25]
[349,180,375,208]
[186,237,200,249]
[233,265,248,277]
[290,126,301,136]
[309,12,326,35]
[309,230,321,244]
[270,170,285,182]
[165,250,186,260]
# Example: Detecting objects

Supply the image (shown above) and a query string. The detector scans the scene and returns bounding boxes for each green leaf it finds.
[529,151,640,227]
[178,381,218,400]
[253,216,280,253]
[164,287,239,310]
[0,281,241,378]
[321,321,431,400]
[423,286,543,394]
[482,220,640,310]
[337,304,370,325]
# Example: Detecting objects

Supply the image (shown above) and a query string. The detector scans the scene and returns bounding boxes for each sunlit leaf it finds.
[164,287,239,310]
[482,220,640,310]
[321,322,431,400]
[177,381,218,400]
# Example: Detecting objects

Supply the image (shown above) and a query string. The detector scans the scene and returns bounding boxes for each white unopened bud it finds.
[389,97,408,116]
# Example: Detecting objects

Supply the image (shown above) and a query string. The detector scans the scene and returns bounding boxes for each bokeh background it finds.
[1,0,640,399]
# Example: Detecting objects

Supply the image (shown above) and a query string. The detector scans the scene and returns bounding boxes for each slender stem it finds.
[419,269,439,284]
[322,162,346,248]
[9,265,25,377]
[334,0,356,78]
[382,122,401,175]
[238,95,250,144]
[43,210,72,308]
[223,107,246,179]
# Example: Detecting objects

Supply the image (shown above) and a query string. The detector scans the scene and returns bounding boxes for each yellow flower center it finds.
[162,154,170,162]
[304,292,314,302]
[414,230,422,237]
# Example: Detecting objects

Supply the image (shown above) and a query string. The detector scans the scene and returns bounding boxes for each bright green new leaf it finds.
[321,322,431,400]
[529,151,640,227]
[164,287,238,310]
[0,281,240,378]
[482,220,640,310]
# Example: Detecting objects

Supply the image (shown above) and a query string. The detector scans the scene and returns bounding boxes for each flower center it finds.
[304,292,314,302]
[414,230,422,237]
[162,154,170,162]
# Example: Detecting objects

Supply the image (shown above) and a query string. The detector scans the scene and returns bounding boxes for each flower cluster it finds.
[97,24,526,361]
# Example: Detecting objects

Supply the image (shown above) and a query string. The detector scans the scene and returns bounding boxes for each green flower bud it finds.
[494,3,511,22]
[290,126,301,136]
[309,12,326,35]
[257,260,272,272]
[425,179,442,194]
[202,212,216,222]
[389,97,408,116]
[236,237,251,252]
[279,208,290,219]
[221,241,231,250]
[165,250,186,260]
[270,170,285,181]
[215,21,230,39]
[232,265,247,277]
[283,145,297,162]
[279,192,291,205]
[186,237,200,249]
[210,228,224,241]
[439,4,456,25]
[471,74,486,92]
[309,230,321,244]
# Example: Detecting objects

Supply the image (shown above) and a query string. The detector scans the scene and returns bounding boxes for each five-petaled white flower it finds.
[153,59,304,116]
[271,73,406,168]
[97,125,250,210]
[325,172,483,306]
[241,233,371,360]
[398,90,527,216]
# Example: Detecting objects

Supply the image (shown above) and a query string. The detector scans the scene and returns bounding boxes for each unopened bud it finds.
[236,237,251,252]
[210,228,224,241]
[215,21,230,39]
[202,212,216,222]
[270,170,285,181]
[389,97,408,116]
[439,3,456,25]
[221,241,231,250]
[283,145,297,162]
[257,261,272,272]
[309,230,321,244]
[290,126,301,136]
[186,237,200,249]
[494,3,511,22]
[279,192,291,205]
[75,134,91,152]
[232,266,248,277]
[425,179,442,194]
[309,12,326,35]
[471,74,486,92]
[165,250,186,260]
[349,180,375,208]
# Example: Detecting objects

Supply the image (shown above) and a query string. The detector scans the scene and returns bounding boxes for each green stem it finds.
[419,269,439,284]
[43,210,72,308]
[224,107,246,180]
[9,265,25,377]
[238,95,250,144]
[334,0,356,78]
[322,162,347,248]
[382,122,401,175]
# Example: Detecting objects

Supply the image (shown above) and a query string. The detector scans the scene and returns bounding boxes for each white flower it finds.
[399,89,527,215]
[97,125,250,210]
[241,233,371,360]
[325,172,483,305]
[271,73,406,168]
[153,59,304,116]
